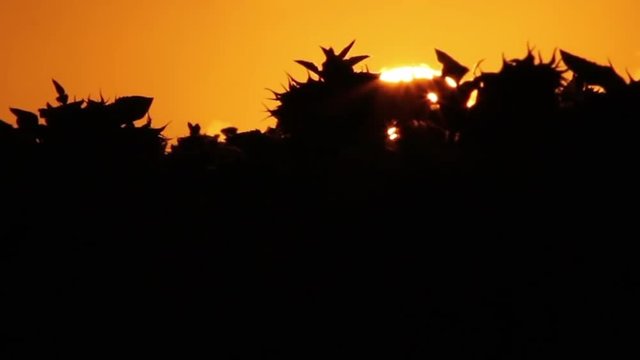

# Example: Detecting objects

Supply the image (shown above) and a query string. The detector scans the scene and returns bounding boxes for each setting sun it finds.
[380,65,441,83]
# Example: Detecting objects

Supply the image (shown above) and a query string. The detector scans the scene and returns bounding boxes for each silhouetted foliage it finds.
[169,122,229,171]
[2,43,638,359]
[270,41,381,150]
[1,80,168,168]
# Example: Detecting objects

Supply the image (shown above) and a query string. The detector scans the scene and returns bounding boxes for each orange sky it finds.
[2,0,639,139]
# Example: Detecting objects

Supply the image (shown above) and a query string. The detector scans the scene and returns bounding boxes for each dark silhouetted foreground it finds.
[1,43,638,359]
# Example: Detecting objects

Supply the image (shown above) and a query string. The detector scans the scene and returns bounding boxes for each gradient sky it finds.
[2,0,640,139]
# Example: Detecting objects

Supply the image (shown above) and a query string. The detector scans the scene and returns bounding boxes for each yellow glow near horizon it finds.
[1,0,640,139]
[380,65,442,83]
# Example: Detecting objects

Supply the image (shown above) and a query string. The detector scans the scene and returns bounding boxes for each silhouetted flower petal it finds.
[560,50,626,93]
[10,108,39,131]
[435,49,469,82]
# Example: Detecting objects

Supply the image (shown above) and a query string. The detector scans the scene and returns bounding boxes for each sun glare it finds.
[427,92,439,103]
[380,65,442,83]
[466,89,479,108]
[387,126,400,141]
[445,76,458,88]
